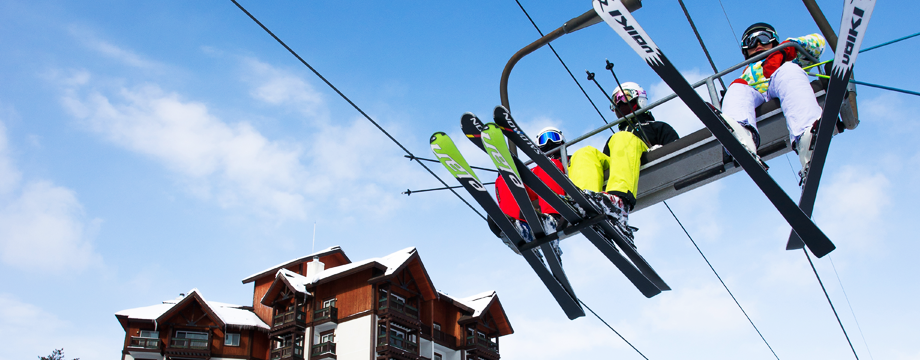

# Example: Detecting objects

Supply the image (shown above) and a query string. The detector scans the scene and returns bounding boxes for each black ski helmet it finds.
[740,22,779,59]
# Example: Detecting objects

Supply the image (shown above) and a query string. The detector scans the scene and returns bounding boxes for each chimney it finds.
[306,256,325,281]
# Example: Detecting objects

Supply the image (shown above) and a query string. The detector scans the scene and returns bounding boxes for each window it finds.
[434,354,442,360]
[322,298,336,308]
[319,331,334,344]
[175,330,208,340]
[225,333,240,346]
[139,330,158,338]
[433,323,441,331]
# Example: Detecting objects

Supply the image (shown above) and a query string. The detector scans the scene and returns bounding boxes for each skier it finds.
[720,23,826,178]
[567,82,679,236]
[489,133,566,260]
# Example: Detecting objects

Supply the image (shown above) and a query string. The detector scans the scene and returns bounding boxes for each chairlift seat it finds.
[633,80,852,212]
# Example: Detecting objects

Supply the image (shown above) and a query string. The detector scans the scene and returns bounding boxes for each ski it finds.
[478,122,578,299]
[429,132,585,319]
[787,0,876,250]
[463,113,669,295]
[593,0,836,258]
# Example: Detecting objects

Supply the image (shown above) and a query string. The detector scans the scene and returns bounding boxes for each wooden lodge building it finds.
[116,246,514,360]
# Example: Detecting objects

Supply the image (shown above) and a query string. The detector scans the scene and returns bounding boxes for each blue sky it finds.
[1,0,918,359]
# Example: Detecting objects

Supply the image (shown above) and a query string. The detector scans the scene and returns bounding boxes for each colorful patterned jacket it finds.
[736,33,826,93]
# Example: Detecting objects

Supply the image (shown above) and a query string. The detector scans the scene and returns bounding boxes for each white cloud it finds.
[57,55,428,221]
[62,82,312,220]
[641,283,749,333]
[0,181,103,272]
[70,26,163,70]
[814,165,890,250]
[242,58,326,118]
[0,121,21,195]
[0,118,102,273]
[0,294,113,360]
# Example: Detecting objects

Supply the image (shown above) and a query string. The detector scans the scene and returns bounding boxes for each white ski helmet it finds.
[536,126,565,151]
[611,82,648,114]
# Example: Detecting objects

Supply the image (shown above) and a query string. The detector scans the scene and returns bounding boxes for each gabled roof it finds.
[260,269,313,306]
[242,246,350,284]
[453,291,513,336]
[366,247,438,301]
[115,289,269,332]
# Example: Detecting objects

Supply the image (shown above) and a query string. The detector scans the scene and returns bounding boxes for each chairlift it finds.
[498,2,858,213]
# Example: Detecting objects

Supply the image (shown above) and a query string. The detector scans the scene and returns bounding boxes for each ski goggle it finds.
[741,30,777,50]
[613,88,645,105]
[538,131,563,146]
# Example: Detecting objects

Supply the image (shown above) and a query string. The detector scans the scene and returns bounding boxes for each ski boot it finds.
[541,214,564,262]
[492,217,545,263]
[708,103,768,170]
[583,190,628,224]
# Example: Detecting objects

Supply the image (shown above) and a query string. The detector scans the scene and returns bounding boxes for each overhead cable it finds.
[676,0,726,91]
[579,299,650,360]
[664,202,781,360]
[229,0,485,220]
[829,256,875,360]
[803,249,860,359]
[513,0,613,131]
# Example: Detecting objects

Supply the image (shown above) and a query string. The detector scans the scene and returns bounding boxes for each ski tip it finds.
[430,131,447,143]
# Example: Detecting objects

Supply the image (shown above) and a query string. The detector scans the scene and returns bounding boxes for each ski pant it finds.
[722,62,822,143]
[568,131,648,206]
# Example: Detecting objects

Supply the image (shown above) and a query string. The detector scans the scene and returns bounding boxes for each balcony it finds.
[377,296,419,322]
[128,337,159,350]
[313,306,339,325]
[466,336,499,354]
[269,345,305,360]
[311,342,336,359]
[272,309,307,331]
[421,325,457,348]
[164,336,210,358]
[376,334,419,355]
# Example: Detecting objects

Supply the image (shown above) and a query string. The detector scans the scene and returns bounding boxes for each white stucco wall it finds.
[125,352,163,360]
[334,314,373,360]
[434,342,461,360]
[419,338,461,360]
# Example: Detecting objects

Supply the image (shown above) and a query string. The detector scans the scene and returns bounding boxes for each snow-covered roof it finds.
[116,288,269,330]
[303,246,416,284]
[242,246,348,284]
[457,291,497,318]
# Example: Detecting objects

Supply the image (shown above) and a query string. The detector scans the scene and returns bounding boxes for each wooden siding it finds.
[313,268,374,319]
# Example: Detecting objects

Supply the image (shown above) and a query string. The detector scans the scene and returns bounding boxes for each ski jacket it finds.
[609,112,680,156]
[736,33,826,93]
[495,158,566,220]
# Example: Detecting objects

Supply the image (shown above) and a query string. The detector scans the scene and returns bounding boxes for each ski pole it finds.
[606,60,653,147]
[806,73,920,97]
[404,155,499,173]
[585,70,617,134]
[403,183,495,196]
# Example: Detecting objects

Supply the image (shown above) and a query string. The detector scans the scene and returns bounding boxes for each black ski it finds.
[463,113,668,295]
[430,132,585,319]
[478,122,578,300]
[787,0,876,250]
[593,0,835,258]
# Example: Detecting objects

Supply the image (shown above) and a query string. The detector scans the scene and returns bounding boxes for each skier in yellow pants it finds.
[567,82,679,235]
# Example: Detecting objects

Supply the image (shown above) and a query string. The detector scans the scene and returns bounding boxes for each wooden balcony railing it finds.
[269,345,304,360]
[272,309,306,329]
[377,296,419,319]
[466,336,499,354]
[310,342,336,356]
[128,337,159,349]
[421,325,457,346]
[313,306,338,323]
[169,337,209,350]
[377,334,419,354]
